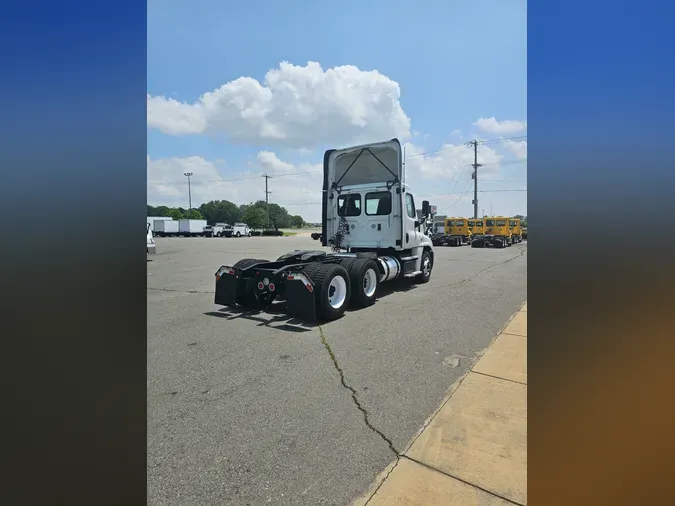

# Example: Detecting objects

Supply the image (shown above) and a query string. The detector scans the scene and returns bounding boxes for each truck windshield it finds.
[486,220,495,226]
[510,221,519,227]
[496,220,507,226]
[476,221,483,227]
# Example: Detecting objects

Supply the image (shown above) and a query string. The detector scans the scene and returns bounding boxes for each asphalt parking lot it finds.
[147,236,527,505]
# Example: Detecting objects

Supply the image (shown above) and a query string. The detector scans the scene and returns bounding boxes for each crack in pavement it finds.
[147,287,214,294]
[318,325,400,456]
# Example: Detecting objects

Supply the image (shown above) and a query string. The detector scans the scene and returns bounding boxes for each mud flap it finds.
[214,266,240,306]
[285,279,317,322]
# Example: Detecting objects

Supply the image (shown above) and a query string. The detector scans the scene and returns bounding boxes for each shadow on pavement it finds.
[203,278,419,331]
[204,303,316,333]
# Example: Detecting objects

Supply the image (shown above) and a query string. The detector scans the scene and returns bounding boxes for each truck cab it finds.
[482,216,512,248]
[232,223,251,237]
[444,217,472,245]
[322,138,433,276]
[468,218,484,236]
[509,218,523,243]
[214,138,435,324]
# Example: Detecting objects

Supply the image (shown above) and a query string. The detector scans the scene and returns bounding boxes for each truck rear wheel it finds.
[346,258,380,307]
[303,262,351,321]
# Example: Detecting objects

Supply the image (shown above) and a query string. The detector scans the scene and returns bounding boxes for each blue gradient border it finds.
[1,1,147,503]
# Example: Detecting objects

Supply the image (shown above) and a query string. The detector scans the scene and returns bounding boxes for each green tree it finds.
[242,205,266,229]
[184,209,204,220]
[168,208,183,220]
[291,215,304,228]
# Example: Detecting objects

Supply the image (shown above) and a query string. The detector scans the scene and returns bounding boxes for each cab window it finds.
[496,220,507,227]
[338,194,361,216]
[365,191,392,216]
[486,220,495,226]
[405,193,416,219]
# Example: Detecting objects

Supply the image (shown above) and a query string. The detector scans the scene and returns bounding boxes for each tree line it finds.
[147,200,307,229]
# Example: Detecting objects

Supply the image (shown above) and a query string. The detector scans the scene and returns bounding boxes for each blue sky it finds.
[147,0,527,221]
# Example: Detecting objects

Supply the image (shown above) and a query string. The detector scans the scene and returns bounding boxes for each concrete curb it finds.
[354,301,527,506]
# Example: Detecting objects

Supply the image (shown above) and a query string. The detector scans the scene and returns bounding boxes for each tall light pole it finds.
[183,172,193,211]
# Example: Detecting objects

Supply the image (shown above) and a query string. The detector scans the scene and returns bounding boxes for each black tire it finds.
[303,262,351,321]
[346,258,380,308]
[415,250,433,284]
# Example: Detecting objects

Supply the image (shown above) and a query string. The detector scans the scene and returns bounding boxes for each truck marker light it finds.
[257,281,264,290]
[263,278,270,286]
[306,283,313,293]
[287,275,294,280]
[269,283,276,292]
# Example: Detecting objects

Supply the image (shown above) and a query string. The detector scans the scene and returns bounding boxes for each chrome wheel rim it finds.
[363,268,378,297]
[328,276,347,309]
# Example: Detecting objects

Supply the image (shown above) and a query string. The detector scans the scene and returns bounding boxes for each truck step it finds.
[403,270,422,278]
[399,255,419,262]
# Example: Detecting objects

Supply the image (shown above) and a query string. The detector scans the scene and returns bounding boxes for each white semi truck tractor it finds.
[214,138,435,322]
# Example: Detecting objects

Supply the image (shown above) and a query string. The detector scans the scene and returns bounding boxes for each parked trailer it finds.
[179,219,207,237]
[154,219,179,237]
[214,138,435,322]
[471,216,513,248]
[147,216,172,233]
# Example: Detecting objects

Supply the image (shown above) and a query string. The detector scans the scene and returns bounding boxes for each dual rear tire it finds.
[303,258,381,321]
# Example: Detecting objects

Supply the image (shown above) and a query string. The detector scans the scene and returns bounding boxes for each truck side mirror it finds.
[422,200,430,216]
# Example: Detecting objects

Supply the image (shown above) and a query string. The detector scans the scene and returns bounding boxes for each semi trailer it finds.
[154,219,179,237]
[179,219,207,237]
[214,138,435,322]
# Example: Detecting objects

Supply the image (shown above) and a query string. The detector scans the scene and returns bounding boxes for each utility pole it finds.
[183,172,193,211]
[466,140,482,219]
[262,174,272,229]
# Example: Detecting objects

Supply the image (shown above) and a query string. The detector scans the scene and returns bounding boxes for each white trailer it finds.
[179,219,207,237]
[154,220,179,237]
[147,216,173,233]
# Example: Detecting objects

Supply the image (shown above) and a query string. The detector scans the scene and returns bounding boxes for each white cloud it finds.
[148,140,522,222]
[473,117,527,135]
[504,139,527,160]
[147,61,412,150]
[404,141,503,181]
[147,152,324,221]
